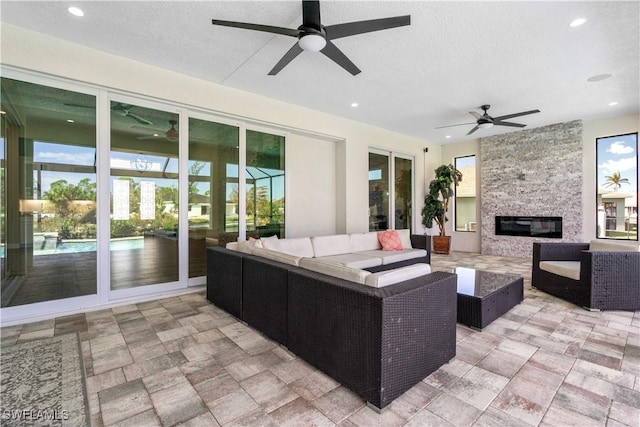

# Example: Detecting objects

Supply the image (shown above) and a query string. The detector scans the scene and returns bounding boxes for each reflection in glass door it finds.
[110,102,179,290]
[394,156,412,230]
[1,78,97,307]
[188,117,239,278]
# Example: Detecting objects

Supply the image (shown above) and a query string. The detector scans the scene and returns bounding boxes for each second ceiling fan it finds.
[211,0,410,75]
[437,105,541,136]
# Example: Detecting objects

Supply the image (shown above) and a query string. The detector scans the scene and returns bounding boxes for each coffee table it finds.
[453,267,523,330]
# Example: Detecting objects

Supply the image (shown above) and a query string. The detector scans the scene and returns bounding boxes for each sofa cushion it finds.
[252,247,302,266]
[539,261,581,281]
[589,239,640,252]
[311,234,351,257]
[236,238,263,254]
[364,263,431,288]
[350,232,382,252]
[261,235,281,251]
[299,257,371,284]
[315,253,382,269]
[357,249,427,265]
[396,229,413,249]
[278,237,314,258]
[378,230,403,251]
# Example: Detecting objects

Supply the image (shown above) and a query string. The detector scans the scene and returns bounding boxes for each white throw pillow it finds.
[261,235,281,251]
[396,229,413,249]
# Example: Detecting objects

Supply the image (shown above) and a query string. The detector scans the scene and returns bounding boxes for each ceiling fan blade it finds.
[125,112,153,125]
[466,125,480,136]
[302,0,322,30]
[469,111,482,120]
[435,122,476,129]
[211,19,300,37]
[268,43,304,75]
[492,109,540,121]
[325,15,411,40]
[493,121,527,128]
[321,41,361,75]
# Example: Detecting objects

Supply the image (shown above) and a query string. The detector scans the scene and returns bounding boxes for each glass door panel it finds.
[246,130,285,238]
[188,117,239,278]
[369,152,389,231]
[394,156,413,230]
[1,78,97,307]
[109,102,179,290]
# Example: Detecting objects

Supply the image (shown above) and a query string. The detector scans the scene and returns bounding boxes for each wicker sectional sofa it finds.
[206,231,457,410]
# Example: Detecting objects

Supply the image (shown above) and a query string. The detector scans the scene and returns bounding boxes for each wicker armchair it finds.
[532,241,640,311]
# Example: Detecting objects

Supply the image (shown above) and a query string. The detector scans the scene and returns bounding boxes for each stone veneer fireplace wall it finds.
[481,120,583,257]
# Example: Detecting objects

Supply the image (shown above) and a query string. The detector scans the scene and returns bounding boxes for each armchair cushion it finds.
[589,239,640,252]
[539,261,581,281]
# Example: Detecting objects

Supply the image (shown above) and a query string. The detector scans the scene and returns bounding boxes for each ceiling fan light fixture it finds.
[478,122,493,130]
[298,34,326,52]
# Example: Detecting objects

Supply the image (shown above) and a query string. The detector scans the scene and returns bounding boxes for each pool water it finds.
[0,238,145,257]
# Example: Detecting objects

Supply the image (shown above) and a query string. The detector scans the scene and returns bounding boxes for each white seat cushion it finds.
[299,257,371,284]
[311,234,351,257]
[315,253,382,269]
[364,263,431,287]
[539,261,581,281]
[357,249,427,265]
[277,237,314,258]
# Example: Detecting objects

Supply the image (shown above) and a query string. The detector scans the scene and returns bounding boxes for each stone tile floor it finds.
[1,251,639,426]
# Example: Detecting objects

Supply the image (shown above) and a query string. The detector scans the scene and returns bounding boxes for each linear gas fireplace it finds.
[495,216,562,238]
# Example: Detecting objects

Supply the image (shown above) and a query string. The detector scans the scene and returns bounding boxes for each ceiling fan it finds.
[136,120,179,142]
[64,102,153,125]
[211,0,410,75]
[436,105,541,136]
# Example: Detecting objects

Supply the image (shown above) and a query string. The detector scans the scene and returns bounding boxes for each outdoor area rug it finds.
[0,333,89,426]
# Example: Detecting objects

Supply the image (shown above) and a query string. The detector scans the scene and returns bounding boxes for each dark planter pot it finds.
[432,236,451,254]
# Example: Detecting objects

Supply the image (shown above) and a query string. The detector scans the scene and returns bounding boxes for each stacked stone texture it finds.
[480,120,583,257]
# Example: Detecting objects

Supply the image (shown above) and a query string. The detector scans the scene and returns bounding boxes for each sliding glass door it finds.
[369,150,413,231]
[1,77,98,307]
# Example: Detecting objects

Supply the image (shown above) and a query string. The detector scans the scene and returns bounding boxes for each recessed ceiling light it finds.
[0,110,6,115]
[587,73,612,82]
[67,119,75,123]
[570,18,586,27]
[445,135,451,139]
[68,6,84,17]
[351,102,358,108]
[609,101,618,106]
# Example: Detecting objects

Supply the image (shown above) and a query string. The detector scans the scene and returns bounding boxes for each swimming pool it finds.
[0,237,145,257]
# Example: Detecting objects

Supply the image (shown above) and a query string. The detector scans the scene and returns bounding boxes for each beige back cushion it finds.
[277,237,314,258]
[589,240,640,252]
[311,234,351,257]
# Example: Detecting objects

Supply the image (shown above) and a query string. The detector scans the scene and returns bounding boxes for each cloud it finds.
[38,151,94,165]
[607,141,635,155]
[599,156,637,174]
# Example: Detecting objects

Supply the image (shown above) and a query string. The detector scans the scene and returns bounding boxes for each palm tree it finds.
[603,172,630,192]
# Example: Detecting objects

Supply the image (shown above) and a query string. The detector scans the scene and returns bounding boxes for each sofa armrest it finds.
[206,247,244,319]
[580,250,640,310]
[533,242,589,263]
[410,234,431,264]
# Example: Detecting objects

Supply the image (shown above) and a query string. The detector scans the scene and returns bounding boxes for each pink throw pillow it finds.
[378,230,403,251]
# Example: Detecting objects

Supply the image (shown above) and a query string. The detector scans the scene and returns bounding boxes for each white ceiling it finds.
[2,1,639,145]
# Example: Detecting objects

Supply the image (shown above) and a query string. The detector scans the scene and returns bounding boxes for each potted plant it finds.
[421,164,462,254]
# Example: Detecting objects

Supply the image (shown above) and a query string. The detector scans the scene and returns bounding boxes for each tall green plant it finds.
[421,164,462,237]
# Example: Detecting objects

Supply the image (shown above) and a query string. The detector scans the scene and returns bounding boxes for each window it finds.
[454,155,477,232]
[368,150,413,231]
[596,133,638,240]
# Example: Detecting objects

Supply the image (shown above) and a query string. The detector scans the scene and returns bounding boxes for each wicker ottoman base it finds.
[454,267,523,330]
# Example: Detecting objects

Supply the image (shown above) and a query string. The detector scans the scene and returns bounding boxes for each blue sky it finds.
[597,134,638,200]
